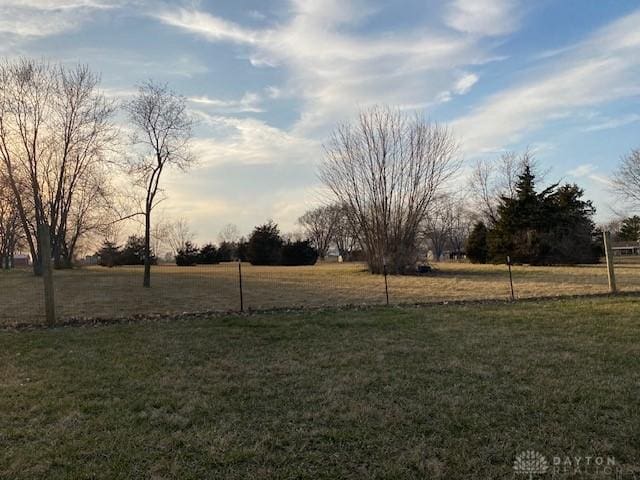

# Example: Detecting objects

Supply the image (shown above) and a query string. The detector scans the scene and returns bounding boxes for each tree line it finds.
[171,221,318,267]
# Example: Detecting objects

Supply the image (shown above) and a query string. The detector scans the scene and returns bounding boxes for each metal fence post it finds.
[38,224,56,326]
[383,263,389,306]
[603,231,617,294]
[238,260,244,312]
[507,256,515,301]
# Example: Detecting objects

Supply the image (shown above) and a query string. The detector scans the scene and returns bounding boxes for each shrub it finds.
[198,243,218,264]
[175,241,200,266]
[281,240,318,266]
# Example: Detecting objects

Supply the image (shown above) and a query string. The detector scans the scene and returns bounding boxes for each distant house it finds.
[80,254,100,266]
[611,241,640,256]
[2,253,31,268]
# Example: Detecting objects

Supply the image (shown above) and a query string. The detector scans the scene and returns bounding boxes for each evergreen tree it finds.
[176,241,200,266]
[619,216,640,241]
[488,166,598,265]
[281,240,318,266]
[198,243,218,264]
[217,241,234,262]
[120,235,154,265]
[466,222,488,263]
[97,240,121,267]
[247,222,283,265]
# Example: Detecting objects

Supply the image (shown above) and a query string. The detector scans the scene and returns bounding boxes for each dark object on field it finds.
[281,240,318,266]
[416,264,432,274]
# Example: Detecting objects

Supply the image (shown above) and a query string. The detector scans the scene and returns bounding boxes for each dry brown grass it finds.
[1,260,639,325]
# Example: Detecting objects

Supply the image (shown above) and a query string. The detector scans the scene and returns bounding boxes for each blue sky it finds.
[2,0,639,242]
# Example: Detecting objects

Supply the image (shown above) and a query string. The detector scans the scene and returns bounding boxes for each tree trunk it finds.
[143,209,152,288]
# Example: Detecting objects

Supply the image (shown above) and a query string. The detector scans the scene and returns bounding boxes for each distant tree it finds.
[466,222,489,264]
[0,174,23,269]
[218,223,239,244]
[281,240,319,266]
[97,240,121,267]
[236,237,249,262]
[298,205,339,259]
[613,148,640,209]
[175,241,200,266]
[247,221,283,265]
[618,216,640,241]
[120,235,154,266]
[126,81,194,287]
[217,241,235,262]
[332,203,360,261]
[198,243,219,264]
[320,106,459,274]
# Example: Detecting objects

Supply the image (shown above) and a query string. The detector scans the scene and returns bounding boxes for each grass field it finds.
[1,297,639,478]
[2,260,640,326]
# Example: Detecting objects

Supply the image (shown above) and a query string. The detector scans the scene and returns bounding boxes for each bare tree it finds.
[298,205,339,259]
[0,173,24,269]
[0,59,116,273]
[320,106,459,274]
[218,223,239,244]
[423,195,456,261]
[165,217,195,257]
[613,148,640,210]
[126,81,194,287]
[332,203,360,261]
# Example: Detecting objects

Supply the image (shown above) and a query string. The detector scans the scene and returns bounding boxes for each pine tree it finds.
[176,241,200,266]
[97,240,121,267]
[248,222,283,265]
[466,221,488,263]
[619,216,640,241]
[487,165,598,265]
[198,243,218,264]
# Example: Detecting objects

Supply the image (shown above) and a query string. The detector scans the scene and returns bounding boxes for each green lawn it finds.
[2,298,640,479]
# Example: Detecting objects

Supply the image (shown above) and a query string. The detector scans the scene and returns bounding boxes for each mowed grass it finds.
[1,260,640,325]
[1,297,640,479]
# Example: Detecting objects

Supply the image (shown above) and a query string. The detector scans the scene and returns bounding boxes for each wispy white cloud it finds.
[189,112,320,167]
[189,92,264,113]
[0,0,123,37]
[154,1,505,135]
[452,9,640,155]
[583,113,640,132]
[155,8,262,45]
[444,0,521,36]
[453,72,479,94]
[568,163,613,187]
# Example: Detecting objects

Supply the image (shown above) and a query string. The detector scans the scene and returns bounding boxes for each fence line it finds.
[1,247,637,327]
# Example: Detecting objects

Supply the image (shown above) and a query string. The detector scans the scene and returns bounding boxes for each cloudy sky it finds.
[2,0,639,241]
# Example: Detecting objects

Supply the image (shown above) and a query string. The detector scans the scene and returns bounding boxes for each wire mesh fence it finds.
[2,256,640,327]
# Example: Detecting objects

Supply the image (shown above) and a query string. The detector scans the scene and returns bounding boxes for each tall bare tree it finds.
[165,217,195,257]
[0,59,116,273]
[218,223,239,244]
[320,106,459,274]
[613,148,640,210]
[298,205,340,259]
[126,81,194,287]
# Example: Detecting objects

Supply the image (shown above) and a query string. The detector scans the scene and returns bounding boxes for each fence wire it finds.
[1,257,639,326]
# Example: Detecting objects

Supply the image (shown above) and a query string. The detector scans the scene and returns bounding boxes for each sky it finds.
[1,0,639,243]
